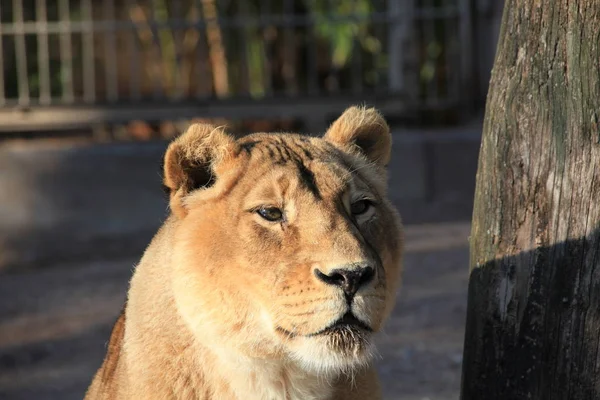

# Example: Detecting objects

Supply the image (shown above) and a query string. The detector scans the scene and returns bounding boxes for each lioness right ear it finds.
[324,106,391,167]
[163,124,236,217]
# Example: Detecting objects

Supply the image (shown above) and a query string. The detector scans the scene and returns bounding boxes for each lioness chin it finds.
[85,106,403,400]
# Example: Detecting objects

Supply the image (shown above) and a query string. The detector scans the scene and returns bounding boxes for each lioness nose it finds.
[314,264,375,299]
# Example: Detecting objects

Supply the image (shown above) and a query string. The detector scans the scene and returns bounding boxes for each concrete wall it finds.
[0,141,168,270]
[0,127,481,271]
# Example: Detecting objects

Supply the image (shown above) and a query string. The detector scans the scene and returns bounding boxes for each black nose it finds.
[314,264,375,300]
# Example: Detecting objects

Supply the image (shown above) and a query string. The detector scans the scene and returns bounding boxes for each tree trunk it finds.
[461,1,600,399]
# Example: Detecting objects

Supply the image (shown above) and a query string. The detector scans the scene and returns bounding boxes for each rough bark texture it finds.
[461,1,600,399]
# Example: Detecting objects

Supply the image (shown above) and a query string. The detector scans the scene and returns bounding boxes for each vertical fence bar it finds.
[373,0,387,93]
[261,0,273,97]
[238,0,251,97]
[104,0,118,102]
[36,0,51,104]
[195,0,206,99]
[307,2,319,95]
[81,0,95,103]
[283,0,297,95]
[351,36,363,94]
[125,0,140,100]
[172,0,184,100]
[443,0,458,103]
[325,0,339,94]
[423,0,438,104]
[151,0,163,100]
[0,6,5,106]
[180,0,199,99]
[458,0,472,113]
[195,0,210,99]
[203,0,230,98]
[13,0,30,106]
[387,0,407,94]
[59,0,74,102]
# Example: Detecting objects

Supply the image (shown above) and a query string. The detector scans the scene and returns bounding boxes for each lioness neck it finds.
[209,350,337,400]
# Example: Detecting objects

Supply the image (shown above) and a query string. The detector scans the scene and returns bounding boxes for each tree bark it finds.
[461,1,600,399]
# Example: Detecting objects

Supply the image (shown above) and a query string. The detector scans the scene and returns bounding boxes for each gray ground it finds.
[0,221,470,400]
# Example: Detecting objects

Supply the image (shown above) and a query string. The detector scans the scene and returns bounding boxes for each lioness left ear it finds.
[324,106,392,167]
[163,123,237,217]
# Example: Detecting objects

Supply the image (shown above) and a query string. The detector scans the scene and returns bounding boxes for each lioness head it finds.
[163,106,403,375]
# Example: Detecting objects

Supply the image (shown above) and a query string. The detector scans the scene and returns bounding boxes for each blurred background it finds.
[0,0,504,399]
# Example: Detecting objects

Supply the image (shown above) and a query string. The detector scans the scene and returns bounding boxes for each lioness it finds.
[86,106,403,400]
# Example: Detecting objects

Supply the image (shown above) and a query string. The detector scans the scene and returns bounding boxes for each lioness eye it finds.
[350,199,372,215]
[257,206,284,222]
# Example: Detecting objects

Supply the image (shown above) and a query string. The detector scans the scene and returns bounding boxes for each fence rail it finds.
[0,0,501,133]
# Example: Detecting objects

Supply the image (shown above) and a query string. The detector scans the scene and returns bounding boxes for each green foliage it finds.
[154,0,178,94]
[310,0,381,68]
[248,36,266,98]
[420,40,442,82]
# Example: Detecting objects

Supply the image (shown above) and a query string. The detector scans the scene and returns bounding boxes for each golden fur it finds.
[85,106,404,400]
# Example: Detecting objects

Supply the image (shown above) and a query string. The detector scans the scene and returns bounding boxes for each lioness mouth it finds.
[310,312,372,337]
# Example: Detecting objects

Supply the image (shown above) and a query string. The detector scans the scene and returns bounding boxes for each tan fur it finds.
[85,106,404,400]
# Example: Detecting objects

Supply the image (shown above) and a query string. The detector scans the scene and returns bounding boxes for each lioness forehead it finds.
[237,133,366,197]
[238,133,337,164]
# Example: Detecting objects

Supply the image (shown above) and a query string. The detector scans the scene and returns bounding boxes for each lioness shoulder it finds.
[86,106,404,400]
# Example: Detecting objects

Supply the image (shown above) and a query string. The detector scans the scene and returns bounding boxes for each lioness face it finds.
[165,107,403,375]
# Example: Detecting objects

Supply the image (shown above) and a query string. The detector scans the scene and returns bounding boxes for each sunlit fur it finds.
[85,106,404,400]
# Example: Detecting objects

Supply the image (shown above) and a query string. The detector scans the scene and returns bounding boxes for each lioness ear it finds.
[324,106,391,167]
[163,123,236,217]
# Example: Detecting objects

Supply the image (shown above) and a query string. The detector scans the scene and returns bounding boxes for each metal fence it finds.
[0,0,502,134]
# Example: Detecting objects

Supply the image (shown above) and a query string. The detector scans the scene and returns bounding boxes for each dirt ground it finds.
[0,221,470,400]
